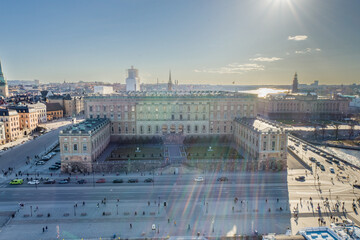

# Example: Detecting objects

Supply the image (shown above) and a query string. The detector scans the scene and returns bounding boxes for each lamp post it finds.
[30,205,32,217]
[92,162,95,188]
[74,204,76,216]
[116,204,118,215]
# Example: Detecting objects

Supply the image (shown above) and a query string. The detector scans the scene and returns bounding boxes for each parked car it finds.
[28,180,40,185]
[316,161,321,167]
[309,157,316,162]
[58,179,69,184]
[113,179,124,183]
[41,155,52,161]
[325,159,333,164]
[144,178,154,183]
[77,179,87,184]
[295,176,305,181]
[49,165,60,170]
[55,161,61,165]
[54,148,60,152]
[127,179,139,183]
[217,177,229,182]
[96,178,106,183]
[35,161,46,165]
[9,179,24,185]
[329,167,335,173]
[194,176,204,182]
[43,179,56,184]
[338,165,345,171]
[320,165,325,171]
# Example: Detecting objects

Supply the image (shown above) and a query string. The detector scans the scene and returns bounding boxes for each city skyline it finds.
[0,0,359,85]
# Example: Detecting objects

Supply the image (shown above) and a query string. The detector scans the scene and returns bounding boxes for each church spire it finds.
[292,72,298,93]
[168,70,173,91]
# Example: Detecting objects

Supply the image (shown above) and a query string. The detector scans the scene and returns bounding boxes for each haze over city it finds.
[0,0,359,85]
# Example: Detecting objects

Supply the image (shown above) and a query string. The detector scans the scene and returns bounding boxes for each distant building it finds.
[94,86,113,95]
[257,93,350,120]
[28,102,47,123]
[125,66,140,91]
[47,94,84,117]
[292,72,299,93]
[8,105,39,135]
[45,103,64,121]
[59,118,110,173]
[0,108,21,142]
[233,117,287,170]
[0,60,9,98]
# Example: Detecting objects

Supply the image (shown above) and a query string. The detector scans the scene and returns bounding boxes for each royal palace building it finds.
[85,91,257,139]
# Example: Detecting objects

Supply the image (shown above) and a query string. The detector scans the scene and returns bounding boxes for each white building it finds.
[94,86,113,95]
[125,66,140,91]
[0,122,5,145]
[28,102,47,123]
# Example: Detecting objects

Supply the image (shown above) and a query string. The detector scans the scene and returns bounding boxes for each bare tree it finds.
[334,123,340,140]
[321,124,327,140]
[349,122,355,140]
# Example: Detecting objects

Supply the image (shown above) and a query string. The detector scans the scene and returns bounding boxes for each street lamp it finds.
[74,204,76,216]
[92,162,95,188]
[30,205,32,217]
[116,204,118,215]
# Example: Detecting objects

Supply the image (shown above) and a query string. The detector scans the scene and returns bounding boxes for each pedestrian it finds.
[45,226,48,231]
[83,201,85,206]
[168,218,170,223]
[174,221,176,226]
[130,223,132,229]
[42,227,45,233]
[97,203,99,208]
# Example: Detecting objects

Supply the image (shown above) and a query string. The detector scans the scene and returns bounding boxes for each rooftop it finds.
[60,118,109,136]
[298,227,342,240]
[235,117,285,133]
[86,91,257,99]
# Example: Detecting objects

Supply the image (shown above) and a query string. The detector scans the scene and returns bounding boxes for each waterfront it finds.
[240,88,289,97]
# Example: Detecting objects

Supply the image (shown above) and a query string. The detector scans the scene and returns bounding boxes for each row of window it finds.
[89,104,254,113]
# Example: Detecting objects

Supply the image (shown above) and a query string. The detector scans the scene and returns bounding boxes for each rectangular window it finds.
[73,144,78,151]
[64,144,68,152]
[263,142,267,151]
[180,114,182,120]
[89,106,93,112]
[187,125,190,133]
[118,126,121,133]
[83,144,87,152]
[272,141,275,151]
[171,114,174,120]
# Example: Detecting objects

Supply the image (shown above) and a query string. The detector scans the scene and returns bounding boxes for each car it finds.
[55,161,61,165]
[41,155,52,161]
[295,176,305,181]
[54,148,60,152]
[35,161,46,165]
[49,152,56,157]
[58,179,69,184]
[320,165,325,171]
[96,178,106,183]
[338,165,345,171]
[49,165,60,170]
[309,157,316,162]
[333,159,340,164]
[321,153,327,157]
[127,179,139,183]
[113,179,124,183]
[325,159,333,164]
[28,180,40,185]
[353,184,360,189]
[194,176,204,182]
[217,177,229,181]
[77,179,87,184]
[144,178,154,183]
[316,161,321,166]
[43,179,56,184]
[329,167,335,173]
[9,179,24,185]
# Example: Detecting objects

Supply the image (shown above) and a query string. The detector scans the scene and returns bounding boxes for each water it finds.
[239,88,289,97]
[320,146,360,167]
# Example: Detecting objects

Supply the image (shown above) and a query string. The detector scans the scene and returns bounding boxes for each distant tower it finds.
[0,60,9,97]
[292,72,299,93]
[168,70,173,91]
[126,66,140,91]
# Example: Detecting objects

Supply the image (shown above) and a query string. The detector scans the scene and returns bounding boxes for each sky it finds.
[0,0,359,85]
